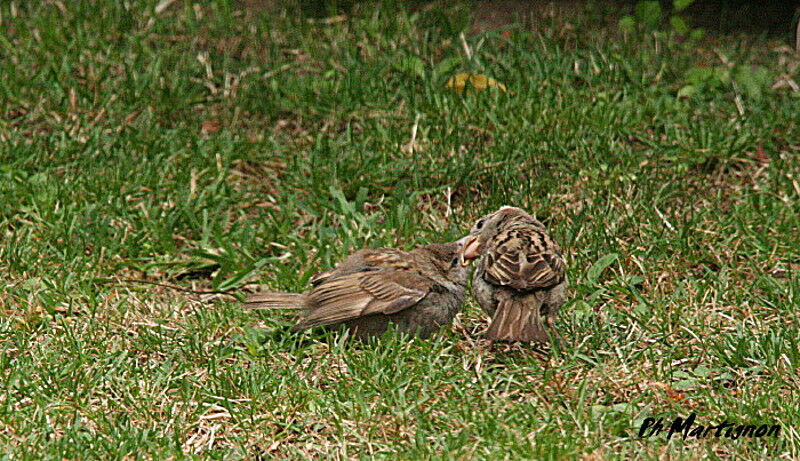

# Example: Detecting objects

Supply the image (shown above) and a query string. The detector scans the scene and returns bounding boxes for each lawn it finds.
[1,0,799,458]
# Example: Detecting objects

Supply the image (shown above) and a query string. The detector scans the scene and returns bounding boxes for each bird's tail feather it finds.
[245,292,307,310]
[486,297,549,342]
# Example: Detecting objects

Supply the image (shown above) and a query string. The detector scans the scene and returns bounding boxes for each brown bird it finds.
[245,240,478,339]
[461,206,568,343]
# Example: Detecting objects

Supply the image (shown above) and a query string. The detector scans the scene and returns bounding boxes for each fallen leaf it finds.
[664,387,685,403]
[445,73,507,95]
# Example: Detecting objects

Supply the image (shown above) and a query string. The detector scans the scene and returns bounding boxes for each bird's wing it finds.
[308,248,408,286]
[482,226,566,291]
[296,249,431,328]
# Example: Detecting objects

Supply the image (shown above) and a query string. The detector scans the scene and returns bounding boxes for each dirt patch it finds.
[470,0,589,34]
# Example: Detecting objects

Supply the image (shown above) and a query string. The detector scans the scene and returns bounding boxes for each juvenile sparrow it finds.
[245,240,478,339]
[461,206,567,343]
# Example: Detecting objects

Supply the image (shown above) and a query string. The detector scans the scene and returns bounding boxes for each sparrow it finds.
[460,206,567,343]
[245,239,478,339]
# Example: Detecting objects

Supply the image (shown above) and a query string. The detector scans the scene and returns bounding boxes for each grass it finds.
[1,0,799,458]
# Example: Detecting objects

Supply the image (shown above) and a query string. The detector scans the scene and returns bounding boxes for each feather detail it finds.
[485,297,549,342]
[482,219,566,291]
[296,270,431,329]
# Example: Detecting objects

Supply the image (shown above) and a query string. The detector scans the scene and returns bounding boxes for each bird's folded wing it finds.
[309,248,411,287]
[483,228,566,291]
[360,249,413,270]
[297,270,431,328]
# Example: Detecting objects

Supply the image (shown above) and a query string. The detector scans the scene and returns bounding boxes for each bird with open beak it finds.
[245,238,480,340]
[461,206,568,343]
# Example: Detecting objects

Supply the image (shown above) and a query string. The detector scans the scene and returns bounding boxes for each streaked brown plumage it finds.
[245,240,477,339]
[462,206,568,343]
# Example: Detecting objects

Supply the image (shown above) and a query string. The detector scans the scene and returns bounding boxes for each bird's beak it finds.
[457,235,482,267]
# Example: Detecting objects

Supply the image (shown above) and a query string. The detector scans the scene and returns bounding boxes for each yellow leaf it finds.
[445,73,507,95]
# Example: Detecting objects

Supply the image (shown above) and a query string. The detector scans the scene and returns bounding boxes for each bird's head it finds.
[460,206,544,263]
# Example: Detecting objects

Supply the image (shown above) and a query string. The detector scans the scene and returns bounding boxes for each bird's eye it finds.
[475,219,485,230]
[451,256,459,266]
